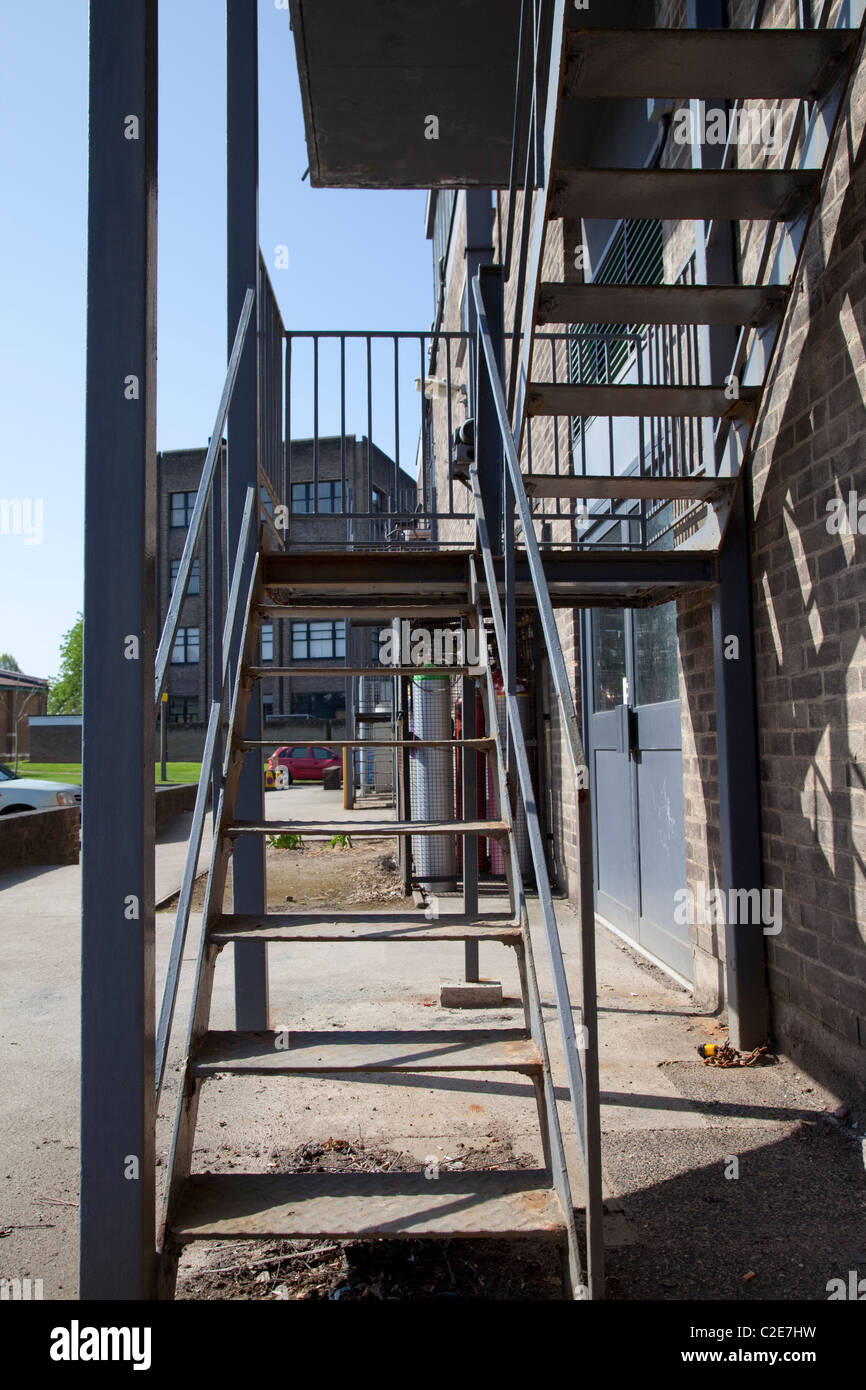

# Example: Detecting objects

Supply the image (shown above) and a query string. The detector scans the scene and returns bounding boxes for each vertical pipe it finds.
[313,335,319,512]
[366,337,373,531]
[80,0,157,1300]
[227,0,268,1030]
[393,335,400,526]
[461,668,479,975]
[340,336,346,534]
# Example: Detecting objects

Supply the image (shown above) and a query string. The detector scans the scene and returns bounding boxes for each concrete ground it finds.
[0,809,212,1298]
[1,787,863,1299]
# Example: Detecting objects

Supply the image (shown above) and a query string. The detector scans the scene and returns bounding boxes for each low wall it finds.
[0,785,205,873]
[0,805,80,871]
[155,782,206,832]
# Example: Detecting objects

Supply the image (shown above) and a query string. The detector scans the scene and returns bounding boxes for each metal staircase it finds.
[509,4,862,551]
[156,542,598,1300]
[80,0,864,1302]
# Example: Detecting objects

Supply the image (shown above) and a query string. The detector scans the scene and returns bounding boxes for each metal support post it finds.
[80,0,158,1300]
[474,266,505,555]
[461,669,479,977]
[712,485,770,1050]
[227,0,267,1029]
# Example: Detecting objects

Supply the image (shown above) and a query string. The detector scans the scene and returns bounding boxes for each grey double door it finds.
[582,603,691,981]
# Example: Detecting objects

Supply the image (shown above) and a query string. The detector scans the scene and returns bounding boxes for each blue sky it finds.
[0,1,433,679]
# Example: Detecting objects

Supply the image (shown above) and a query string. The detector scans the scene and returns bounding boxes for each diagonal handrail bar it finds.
[469,468,604,1297]
[155,484,258,1100]
[473,273,586,779]
[154,286,255,705]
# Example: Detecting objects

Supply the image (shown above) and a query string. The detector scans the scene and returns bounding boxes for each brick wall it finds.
[743,10,866,1096]
[661,1,866,1093]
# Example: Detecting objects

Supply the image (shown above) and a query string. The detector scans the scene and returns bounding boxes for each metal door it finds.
[583,603,691,980]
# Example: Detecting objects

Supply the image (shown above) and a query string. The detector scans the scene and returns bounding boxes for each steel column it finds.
[227,0,268,1029]
[474,265,505,555]
[461,670,479,977]
[712,485,769,1049]
[80,0,158,1300]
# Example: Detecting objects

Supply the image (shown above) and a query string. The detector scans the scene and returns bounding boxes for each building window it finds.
[170,491,198,527]
[170,557,200,595]
[171,627,200,664]
[262,694,275,720]
[292,690,345,718]
[370,487,386,514]
[168,696,199,724]
[262,623,275,663]
[291,481,344,514]
[291,620,346,661]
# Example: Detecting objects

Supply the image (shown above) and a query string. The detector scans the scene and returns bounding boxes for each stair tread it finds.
[246,666,486,678]
[537,281,787,327]
[212,910,522,943]
[527,382,759,420]
[522,474,732,501]
[564,26,856,100]
[552,166,818,221]
[227,819,508,838]
[193,1028,541,1075]
[170,1169,565,1242]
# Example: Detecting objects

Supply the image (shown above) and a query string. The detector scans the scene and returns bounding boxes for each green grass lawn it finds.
[14,762,203,786]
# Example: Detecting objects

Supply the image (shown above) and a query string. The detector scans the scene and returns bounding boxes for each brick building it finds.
[0,668,49,762]
[425,0,866,1106]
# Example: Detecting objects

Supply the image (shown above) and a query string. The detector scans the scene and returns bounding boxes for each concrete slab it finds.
[1,823,852,1301]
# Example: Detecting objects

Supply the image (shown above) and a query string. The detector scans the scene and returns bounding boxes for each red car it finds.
[266,743,341,786]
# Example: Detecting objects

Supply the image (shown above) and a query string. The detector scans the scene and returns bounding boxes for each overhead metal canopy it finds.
[289,0,522,188]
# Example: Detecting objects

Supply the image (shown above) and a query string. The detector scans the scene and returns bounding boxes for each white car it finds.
[0,763,81,815]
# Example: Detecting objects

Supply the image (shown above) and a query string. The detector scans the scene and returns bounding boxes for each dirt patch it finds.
[176,1138,566,1301]
[159,839,408,915]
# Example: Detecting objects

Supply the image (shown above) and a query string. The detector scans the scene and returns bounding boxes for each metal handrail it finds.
[154,286,255,705]
[155,484,258,1100]
[468,483,604,1295]
[473,275,586,779]
[471,266,604,1294]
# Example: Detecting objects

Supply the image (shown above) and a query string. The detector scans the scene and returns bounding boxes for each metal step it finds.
[169,1169,566,1243]
[522,473,732,502]
[210,910,522,944]
[537,281,787,328]
[564,26,856,100]
[527,382,759,420]
[245,665,484,679]
[241,738,494,751]
[552,167,818,222]
[226,819,509,840]
[192,1028,542,1076]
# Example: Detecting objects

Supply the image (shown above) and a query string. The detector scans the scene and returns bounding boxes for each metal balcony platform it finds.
[552,167,818,221]
[564,26,856,100]
[536,282,788,328]
[260,548,718,609]
[170,1169,567,1243]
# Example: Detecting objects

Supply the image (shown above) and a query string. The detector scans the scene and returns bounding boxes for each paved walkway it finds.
[1,798,859,1301]
[0,811,213,1298]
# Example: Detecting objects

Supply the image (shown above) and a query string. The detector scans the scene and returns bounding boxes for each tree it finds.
[0,653,21,672]
[48,616,83,715]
